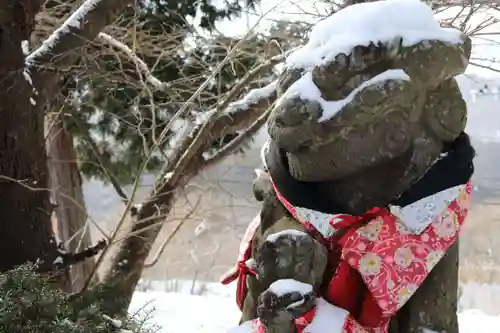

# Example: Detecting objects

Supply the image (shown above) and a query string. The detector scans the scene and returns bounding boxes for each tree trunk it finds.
[46,111,94,292]
[0,1,59,273]
[102,188,178,315]
[0,0,133,281]
[101,98,275,314]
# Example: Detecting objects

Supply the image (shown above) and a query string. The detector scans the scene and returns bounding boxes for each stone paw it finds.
[257,279,316,333]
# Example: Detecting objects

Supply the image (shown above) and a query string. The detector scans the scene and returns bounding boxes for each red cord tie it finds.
[232,259,259,309]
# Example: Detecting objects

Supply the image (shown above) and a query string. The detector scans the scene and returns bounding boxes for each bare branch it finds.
[143,193,203,268]
[55,239,107,268]
[469,61,500,73]
[163,54,283,181]
[96,32,174,94]
[203,106,273,169]
[97,46,284,312]
[0,175,109,239]
[27,0,131,67]
[211,78,279,137]
[26,0,134,106]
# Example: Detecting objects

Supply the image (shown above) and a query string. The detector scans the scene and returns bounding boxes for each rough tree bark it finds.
[46,109,94,292]
[0,0,60,273]
[0,0,133,275]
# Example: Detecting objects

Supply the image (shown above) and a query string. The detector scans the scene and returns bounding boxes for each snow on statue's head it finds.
[267,0,471,182]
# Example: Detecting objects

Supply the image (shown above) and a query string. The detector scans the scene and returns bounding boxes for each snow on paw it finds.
[302,299,350,333]
[257,279,316,331]
[256,229,328,288]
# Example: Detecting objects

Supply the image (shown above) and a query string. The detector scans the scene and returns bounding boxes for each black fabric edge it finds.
[266,132,475,215]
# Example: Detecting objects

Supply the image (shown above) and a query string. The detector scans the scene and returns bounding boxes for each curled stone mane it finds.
[269,37,471,181]
[233,3,474,333]
[266,34,471,212]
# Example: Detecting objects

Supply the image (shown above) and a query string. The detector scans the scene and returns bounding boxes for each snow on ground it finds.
[459,310,500,333]
[129,280,500,333]
[460,283,500,315]
[129,291,241,333]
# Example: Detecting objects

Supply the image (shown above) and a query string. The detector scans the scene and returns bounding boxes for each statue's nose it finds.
[272,98,322,127]
[273,108,308,127]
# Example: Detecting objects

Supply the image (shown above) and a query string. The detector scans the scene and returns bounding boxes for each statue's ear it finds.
[253,168,272,202]
[393,33,470,90]
[423,78,467,143]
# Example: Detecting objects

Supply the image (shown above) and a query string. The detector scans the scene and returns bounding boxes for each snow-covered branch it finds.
[96,32,173,93]
[99,50,283,310]
[173,51,283,163]
[27,0,132,67]
[26,0,133,103]
[210,79,278,139]
[204,105,273,169]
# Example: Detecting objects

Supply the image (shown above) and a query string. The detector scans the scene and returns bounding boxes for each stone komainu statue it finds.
[222,0,475,332]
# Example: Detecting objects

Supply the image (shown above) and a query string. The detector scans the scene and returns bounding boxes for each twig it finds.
[142,196,201,268]
[137,2,285,166]
[470,61,500,73]
[0,174,109,239]
[72,115,130,204]
[97,32,173,94]
[85,9,286,291]
[55,239,107,268]
[94,11,286,308]
[203,106,274,169]
[77,28,265,290]
[161,53,283,189]
[142,188,203,268]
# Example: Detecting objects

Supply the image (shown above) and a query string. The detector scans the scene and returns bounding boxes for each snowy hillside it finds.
[128,287,500,333]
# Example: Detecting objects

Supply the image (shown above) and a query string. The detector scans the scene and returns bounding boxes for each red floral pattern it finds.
[244,299,388,333]
[342,315,388,333]
[340,182,472,316]
[223,141,472,333]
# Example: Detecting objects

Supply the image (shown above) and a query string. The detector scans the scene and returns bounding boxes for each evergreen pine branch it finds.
[98,23,285,311]
[72,116,131,204]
